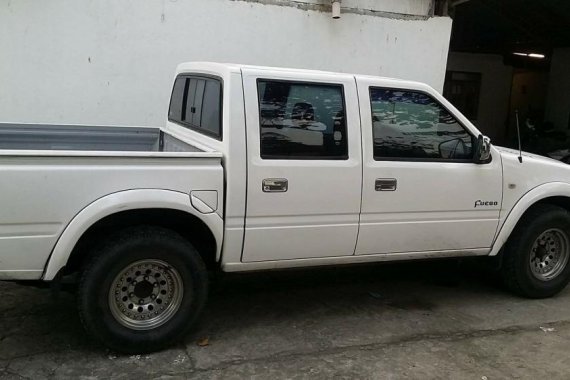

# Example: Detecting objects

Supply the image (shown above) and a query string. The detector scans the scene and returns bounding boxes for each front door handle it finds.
[263,178,288,192]
[375,178,397,191]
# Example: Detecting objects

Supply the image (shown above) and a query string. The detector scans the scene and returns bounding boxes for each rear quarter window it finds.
[168,75,223,140]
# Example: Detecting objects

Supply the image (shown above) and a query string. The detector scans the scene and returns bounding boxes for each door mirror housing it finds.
[474,134,492,163]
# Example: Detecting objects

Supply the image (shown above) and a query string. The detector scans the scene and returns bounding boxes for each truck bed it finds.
[0,123,203,153]
[0,123,223,280]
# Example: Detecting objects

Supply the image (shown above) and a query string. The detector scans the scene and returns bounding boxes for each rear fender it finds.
[42,189,223,280]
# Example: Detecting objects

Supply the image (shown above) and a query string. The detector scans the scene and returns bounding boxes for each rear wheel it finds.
[502,204,570,298]
[78,226,208,353]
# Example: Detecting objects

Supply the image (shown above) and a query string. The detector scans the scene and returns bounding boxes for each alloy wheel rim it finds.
[108,259,183,330]
[529,228,570,282]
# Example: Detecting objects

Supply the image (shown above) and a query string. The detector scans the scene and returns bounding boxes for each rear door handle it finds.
[263,178,288,192]
[375,178,397,191]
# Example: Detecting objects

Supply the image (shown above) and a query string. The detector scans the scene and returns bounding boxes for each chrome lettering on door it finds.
[474,200,499,208]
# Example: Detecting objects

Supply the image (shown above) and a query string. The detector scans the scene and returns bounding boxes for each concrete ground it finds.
[1,260,570,379]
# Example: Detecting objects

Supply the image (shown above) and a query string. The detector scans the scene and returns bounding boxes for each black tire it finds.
[502,204,570,298]
[78,226,208,353]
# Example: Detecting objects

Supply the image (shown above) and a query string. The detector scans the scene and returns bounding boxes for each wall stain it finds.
[228,0,432,20]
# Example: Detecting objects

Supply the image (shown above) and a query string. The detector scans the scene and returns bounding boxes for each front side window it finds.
[168,75,222,139]
[370,88,474,160]
[258,80,348,159]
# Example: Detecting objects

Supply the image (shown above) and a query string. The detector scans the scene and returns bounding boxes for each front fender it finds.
[490,182,570,256]
[42,189,223,280]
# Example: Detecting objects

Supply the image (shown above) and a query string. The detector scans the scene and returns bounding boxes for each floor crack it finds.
[185,319,570,374]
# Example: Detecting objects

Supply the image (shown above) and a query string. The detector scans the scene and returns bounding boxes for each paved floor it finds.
[1,260,570,379]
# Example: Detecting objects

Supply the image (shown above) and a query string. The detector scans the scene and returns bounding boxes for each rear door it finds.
[241,68,362,262]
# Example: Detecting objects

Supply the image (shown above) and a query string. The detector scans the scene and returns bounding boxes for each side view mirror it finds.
[474,134,492,163]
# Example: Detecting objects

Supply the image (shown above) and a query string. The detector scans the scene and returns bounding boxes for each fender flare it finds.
[489,182,570,256]
[42,189,223,280]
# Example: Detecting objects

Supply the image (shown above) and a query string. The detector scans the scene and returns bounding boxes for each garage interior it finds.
[444,0,570,159]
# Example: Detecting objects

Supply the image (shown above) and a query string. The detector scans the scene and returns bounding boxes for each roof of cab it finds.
[176,61,432,92]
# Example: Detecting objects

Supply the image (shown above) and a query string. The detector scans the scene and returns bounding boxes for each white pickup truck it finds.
[3,62,570,353]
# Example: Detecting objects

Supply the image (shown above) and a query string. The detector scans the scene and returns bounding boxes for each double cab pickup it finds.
[2,63,570,352]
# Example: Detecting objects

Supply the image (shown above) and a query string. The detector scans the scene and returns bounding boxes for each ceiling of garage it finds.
[450,0,570,55]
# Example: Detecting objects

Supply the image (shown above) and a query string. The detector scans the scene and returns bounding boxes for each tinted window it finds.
[169,77,187,122]
[258,80,348,159]
[168,75,222,139]
[370,88,474,160]
[201,80,222,136]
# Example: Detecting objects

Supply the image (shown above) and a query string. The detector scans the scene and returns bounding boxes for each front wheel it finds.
[78,226,208,353]
[502,204,570,298]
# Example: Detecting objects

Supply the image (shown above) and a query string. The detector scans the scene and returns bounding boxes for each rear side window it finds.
[168,75,222,139]
[257,80,348,160]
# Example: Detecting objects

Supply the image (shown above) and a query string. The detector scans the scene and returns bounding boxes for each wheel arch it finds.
[490,182,570,256]
[42,189,223,280]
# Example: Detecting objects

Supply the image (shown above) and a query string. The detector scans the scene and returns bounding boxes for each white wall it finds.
[0,0,451,127]
[446,52,513,144]
[276,0,433,16]
[345,0,432,15]
[546,48,570,130]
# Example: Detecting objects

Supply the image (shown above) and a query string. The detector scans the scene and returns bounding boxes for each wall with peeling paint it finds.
[0,0,451,127]
[272,0,433,16]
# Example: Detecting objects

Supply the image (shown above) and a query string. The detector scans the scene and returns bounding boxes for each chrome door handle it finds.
[263,178,288,192]
[375,178,397,191]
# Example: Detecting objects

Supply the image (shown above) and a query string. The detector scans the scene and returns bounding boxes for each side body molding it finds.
[42,189,223,280]
[490,182,570,256]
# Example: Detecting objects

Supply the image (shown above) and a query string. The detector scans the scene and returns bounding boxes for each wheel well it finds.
[510,197,570,234]
[502,196,570,246]
[64,209,218,274]
[533,196,570,213]
[493,196,570,259]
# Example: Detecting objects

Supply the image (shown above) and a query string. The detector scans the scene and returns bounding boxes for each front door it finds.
[355,78,502,255]
[241,69,362,262]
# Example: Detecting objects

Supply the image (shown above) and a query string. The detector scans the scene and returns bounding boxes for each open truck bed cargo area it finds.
[0,123,204,154]
[0,122,224,281]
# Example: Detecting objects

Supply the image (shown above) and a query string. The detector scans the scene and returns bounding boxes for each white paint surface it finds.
[5,63,570,280]
[240,67,362,262]
[546,48,570,130]
[355,74,502,255]
[0,0,451,127]
[446,53,513,144]
[343,0,432,15]
[281,0,433,16]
